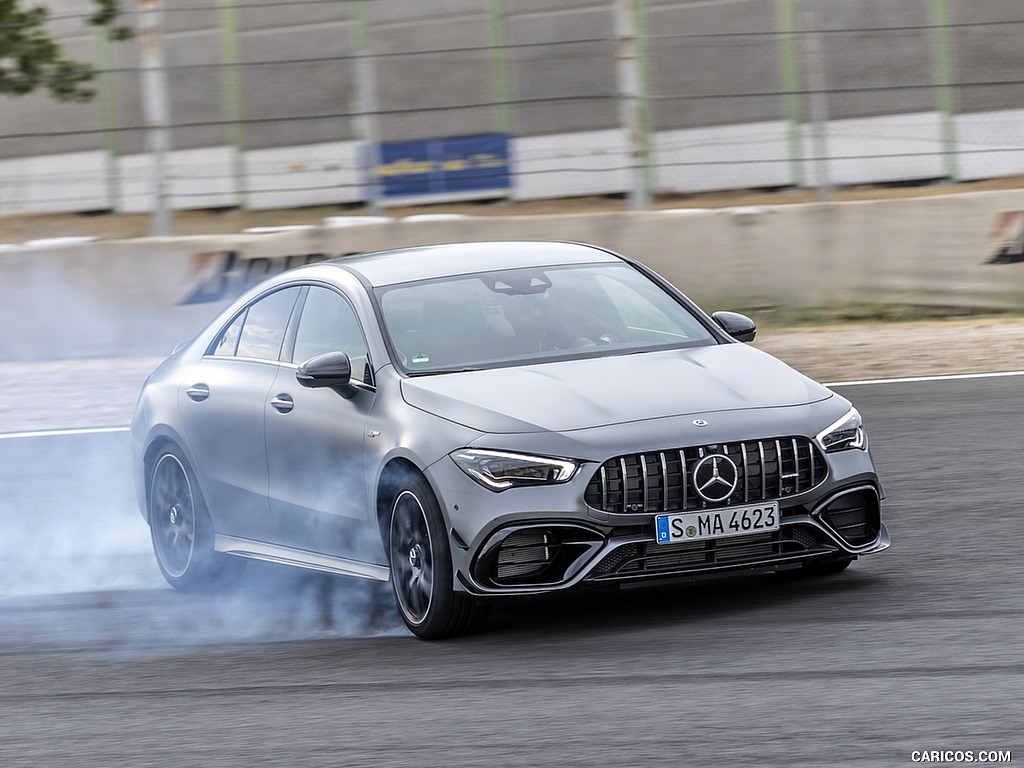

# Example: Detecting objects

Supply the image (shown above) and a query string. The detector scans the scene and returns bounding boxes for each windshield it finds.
[376,263,716,374]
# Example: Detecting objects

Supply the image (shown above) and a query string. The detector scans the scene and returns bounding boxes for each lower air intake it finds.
[587,526,838,581]
[495,530,559,581]
[819,489,881,546]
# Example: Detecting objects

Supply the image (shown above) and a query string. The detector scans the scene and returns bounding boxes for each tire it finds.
[148,445,244,592]
[387,473,489,639]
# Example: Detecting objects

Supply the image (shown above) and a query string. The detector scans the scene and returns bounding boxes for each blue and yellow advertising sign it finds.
[369,133,511,198]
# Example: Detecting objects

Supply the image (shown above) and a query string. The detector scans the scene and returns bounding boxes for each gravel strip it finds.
[752,318,1024,382]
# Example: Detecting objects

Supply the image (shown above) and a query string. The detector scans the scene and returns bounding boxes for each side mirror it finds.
[712,311,757,343]
[296,351,356,397]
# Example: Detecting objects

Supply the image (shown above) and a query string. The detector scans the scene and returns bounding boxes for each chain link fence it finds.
[0,0,1023,219]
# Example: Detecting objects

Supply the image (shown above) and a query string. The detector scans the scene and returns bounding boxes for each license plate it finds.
[655,502,780,545]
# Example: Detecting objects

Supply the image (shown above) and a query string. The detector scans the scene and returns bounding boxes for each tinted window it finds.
[596,272,691,335]
[376,263,714,373]
[211,312,244,356]
[234,287,301,361]
[291,287,372,385]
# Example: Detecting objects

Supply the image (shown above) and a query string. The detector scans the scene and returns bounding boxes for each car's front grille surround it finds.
[584,437,828,514]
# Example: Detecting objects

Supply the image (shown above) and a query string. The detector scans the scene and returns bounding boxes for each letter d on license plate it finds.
[655,502,779,545]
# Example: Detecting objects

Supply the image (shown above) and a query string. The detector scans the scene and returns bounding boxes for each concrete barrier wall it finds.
[9,110,1024,217]
[4,189,1024,362]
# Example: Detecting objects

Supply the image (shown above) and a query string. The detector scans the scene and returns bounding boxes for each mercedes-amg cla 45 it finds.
[131,241,889,638]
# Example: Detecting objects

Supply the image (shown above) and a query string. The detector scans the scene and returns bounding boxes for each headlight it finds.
[816,407,867,452]
[451,449,579,491]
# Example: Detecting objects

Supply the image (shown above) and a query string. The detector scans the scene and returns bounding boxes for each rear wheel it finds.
[387,473,489,639]
[148,446,244,592]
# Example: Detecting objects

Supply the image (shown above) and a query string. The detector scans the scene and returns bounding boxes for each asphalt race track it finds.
[0,376,1021,767]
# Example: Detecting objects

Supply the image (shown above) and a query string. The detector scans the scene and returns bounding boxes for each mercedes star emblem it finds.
[692,453,739,503]
[692,419,709,427]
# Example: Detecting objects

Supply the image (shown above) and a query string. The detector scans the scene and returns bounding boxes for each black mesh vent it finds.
[584,438,828,514]
[493,530,561,582]
[586,526,837,581]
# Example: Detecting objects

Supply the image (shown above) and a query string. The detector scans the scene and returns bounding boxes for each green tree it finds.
[0,0,128,103]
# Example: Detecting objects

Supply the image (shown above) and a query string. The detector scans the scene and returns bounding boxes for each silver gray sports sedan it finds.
[130,241,889,638]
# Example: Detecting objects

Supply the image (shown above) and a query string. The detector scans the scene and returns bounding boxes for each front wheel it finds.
[387,473,488,639]
[148,446,244,592]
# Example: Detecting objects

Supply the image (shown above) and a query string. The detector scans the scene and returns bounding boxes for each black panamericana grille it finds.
[584,438,828,514]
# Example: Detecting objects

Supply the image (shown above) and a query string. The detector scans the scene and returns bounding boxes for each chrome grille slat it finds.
[806,438,815,486]
[619,457,628,513]
[659,452,668,512]
[741,443,750,502]
[758,441,767,499]
[585,437,828,514]
[679,449,688,511]
[640,454,650,511]
[775,439,783,497]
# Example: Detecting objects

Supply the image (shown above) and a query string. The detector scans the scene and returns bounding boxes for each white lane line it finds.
[826,370,1024,387]
[0,426,130,440]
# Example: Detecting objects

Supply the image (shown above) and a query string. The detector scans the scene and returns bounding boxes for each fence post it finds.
[352,1,381,213]
[138,0,172,236]
[488,0,512,135]
[776,0,804,188]
[615,0,651,211]
[929,0,958,180]
[633,0,655,197]
[800,8,832,201]
[488,0,513,197]
[219,0,248,208]
[95,26,121,212]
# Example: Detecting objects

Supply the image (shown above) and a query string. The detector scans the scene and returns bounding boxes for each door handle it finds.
[270,393,294,413]
[186,383,210,402]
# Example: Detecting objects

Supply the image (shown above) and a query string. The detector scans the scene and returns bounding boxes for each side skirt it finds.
[215,535,391,582]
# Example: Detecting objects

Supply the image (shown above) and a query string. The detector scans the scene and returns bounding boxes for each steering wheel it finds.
[555,321,623,349]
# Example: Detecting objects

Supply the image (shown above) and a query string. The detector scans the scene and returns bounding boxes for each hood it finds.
[400,344,833,434]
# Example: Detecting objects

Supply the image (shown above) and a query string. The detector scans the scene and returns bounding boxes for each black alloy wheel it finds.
[148,445,243,592]
[387,473,488,639]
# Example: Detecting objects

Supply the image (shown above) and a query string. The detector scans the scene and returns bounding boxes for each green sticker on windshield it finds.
[411,353,431,364]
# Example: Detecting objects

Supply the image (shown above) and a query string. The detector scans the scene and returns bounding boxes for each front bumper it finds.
[452,482,889,597]
[456,514,888,598]
[429,423,888,598]
[581,516,890,589]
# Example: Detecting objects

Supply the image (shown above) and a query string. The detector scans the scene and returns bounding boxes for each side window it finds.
[234,287,301,361]
[292,287,372,385]
[211,312,245,356]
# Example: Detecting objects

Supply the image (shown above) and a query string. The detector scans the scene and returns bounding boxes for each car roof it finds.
[318,241,624,287]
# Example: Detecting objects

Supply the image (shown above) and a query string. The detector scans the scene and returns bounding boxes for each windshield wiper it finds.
[409,366,484,376]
